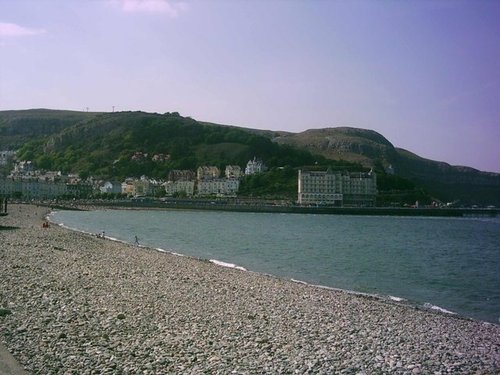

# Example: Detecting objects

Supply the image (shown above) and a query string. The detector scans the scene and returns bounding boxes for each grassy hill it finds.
[0,109,100,150]
[11,110,350,181]
[1,109,498,205]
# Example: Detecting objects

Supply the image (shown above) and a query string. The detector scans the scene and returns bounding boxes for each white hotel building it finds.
[298,169,377,207]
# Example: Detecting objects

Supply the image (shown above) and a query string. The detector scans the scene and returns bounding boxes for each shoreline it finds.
[1,204,499,373]
[51,214,465,323]
[49,205,497,325]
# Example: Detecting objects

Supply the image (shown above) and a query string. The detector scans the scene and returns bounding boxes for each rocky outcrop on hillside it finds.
[274,127,500,205]
[274,127,399,167]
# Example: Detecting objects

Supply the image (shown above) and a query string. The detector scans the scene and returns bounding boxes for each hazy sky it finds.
[1,0,499,172]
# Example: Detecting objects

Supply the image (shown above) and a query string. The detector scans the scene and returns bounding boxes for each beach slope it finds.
[1,204,499,374]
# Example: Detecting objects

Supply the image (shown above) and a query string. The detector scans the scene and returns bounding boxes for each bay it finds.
[50,209,500,324]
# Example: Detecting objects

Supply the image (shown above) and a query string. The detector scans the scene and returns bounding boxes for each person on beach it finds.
[134,235,140,245]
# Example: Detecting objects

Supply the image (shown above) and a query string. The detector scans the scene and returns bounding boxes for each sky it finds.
[0,0,499,173]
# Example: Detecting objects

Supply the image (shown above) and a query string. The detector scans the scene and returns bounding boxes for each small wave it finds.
[291,279,382,300]
[423,302,456,315]
[56,222,97,237]
[291,278,308,285]
[170,251,185,257]
[209,259,247,271]
[290,279,342,293]
[389,295,406,302]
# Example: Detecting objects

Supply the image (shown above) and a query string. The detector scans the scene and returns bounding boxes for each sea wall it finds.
[109,200,499,217]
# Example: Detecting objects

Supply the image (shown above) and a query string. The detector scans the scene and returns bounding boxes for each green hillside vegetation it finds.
[392,148,499,201]
[15,111,361,184]
[4,109,498,205]
[239,167,298,199]
[375,174,431,206]
[0,109,100,150]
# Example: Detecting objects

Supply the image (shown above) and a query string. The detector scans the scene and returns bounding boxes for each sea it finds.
[49,209,500,324]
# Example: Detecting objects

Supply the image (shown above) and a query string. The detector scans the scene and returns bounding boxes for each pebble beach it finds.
[1,204,499,374]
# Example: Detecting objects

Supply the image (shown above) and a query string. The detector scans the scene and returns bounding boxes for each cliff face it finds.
[274,127,500,205]
[274,127,398,167]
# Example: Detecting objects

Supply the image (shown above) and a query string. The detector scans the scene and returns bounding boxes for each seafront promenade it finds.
[1,204,499,374]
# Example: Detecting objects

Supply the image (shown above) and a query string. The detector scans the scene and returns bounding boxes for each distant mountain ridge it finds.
[0,109,499,205]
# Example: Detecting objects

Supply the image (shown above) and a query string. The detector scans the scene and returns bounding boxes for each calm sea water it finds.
[49,209,500,324]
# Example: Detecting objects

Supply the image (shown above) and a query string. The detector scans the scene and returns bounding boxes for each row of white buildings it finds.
[116,167,242,198]
[0,159,91,199]
[0,157,377,206]
[117,160,267,198]
[0,158,268,200]
[0,178,92,199]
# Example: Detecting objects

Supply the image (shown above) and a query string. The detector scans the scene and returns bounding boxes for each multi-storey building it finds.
[197,166,220,180]
[342,172,377,206]
[100,181,122,194]
[245,157,266,175]
[298,170,344,206]
[1,158,95,199]
[23,180,69,199]
[197,179,240,197]
[164,180,195,197]
[168,170,196,182]
[0,178,92,199]
[13,160,34,174]
[225,165,242,179]
[133,177,151,197]
[298,169,376,207]
[121,178,136,196]
[65,182,93,198]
